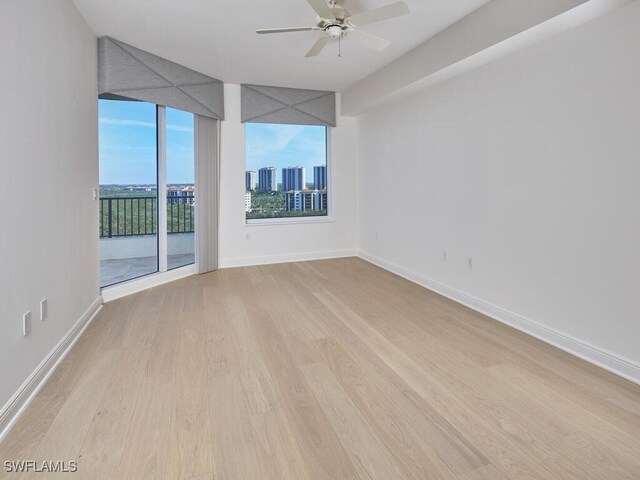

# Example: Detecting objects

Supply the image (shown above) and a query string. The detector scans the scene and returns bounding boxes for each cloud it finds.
[246,125,310,164]
[268,124,306,151]
[99,117,193,133]
[245,124,327,177]
[246,124,306,159]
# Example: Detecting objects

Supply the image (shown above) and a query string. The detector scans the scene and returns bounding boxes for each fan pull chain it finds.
[338,35,342,58]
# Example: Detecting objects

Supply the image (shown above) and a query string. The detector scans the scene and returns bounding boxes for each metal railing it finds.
[99,196,194,238]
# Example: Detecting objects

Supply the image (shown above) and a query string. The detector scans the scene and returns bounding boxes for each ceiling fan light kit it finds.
[326,25,343,39]
[256,0,410,58]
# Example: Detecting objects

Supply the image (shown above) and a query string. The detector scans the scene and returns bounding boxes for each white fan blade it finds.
[348,1,410,27]
[257,27,317,34]
[306,0,335,19]
[347,29,390,51]
[305,36,331,57]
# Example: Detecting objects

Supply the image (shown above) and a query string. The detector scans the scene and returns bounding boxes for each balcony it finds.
[100,196,195,287]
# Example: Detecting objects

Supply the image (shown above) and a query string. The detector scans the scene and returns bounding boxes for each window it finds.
[245,123,328,222]
[98,99,195,288]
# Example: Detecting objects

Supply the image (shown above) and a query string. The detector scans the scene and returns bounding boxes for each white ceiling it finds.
[72,0,489,92]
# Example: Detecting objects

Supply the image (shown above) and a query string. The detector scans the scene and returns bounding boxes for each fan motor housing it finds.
[325,24,344,38]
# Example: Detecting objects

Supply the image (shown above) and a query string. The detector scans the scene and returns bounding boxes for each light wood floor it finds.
[2,258,640,479]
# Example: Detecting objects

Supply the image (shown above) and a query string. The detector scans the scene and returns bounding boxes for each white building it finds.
[282,166,305,191]
[245,171,257,191]
[314,165,327,190]
[284,189,327,212]
[258,167,277,192]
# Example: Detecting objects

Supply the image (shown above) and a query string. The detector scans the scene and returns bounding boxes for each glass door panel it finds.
[99,99,158,287]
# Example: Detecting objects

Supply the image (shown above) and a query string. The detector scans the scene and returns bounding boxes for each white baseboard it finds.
[0,297,103,442]
[101,264,197,303]
[358,250,640,386]
[219,249,358,269]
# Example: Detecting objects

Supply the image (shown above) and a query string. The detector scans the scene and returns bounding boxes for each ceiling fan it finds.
[257,0,410,57]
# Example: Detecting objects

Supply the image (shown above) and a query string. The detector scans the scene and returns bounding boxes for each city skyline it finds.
[245,123,327,181]
[246,164,327,191]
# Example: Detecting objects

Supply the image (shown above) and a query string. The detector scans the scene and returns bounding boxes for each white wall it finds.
[0,0,99,411]
[218,85,358,267]
[357,2,640,370]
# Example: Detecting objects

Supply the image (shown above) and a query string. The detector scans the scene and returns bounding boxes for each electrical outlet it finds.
[23,311,31,336]
[40,299,47,321]
[246,232,252,241]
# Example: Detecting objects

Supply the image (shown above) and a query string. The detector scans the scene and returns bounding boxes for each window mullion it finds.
[157,105,168,272]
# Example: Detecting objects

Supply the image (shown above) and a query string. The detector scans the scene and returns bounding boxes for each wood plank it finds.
[312,289,490,474]
[203,306,238,378]
[166,372,212,480]
[222,295,279,414]
[411,352,622,480]
[301,361,409,480]
[115,373,175,480]
[208,373,261,480]
[23,349,120,472]
[244,308,359,480]
[315,337,456,480]
[250,407,312,480]
[458,464,510,480]
[76,346,150,479]
[488,362,640,470]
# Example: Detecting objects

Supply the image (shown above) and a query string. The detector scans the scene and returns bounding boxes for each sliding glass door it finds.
[99,100,195,288]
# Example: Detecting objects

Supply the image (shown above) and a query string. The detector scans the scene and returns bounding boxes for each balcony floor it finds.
[100,253,195,288]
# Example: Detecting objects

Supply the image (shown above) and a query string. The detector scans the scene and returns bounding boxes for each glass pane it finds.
[166,107,195,270]
[245,123,328,221]
[99,99,158,287]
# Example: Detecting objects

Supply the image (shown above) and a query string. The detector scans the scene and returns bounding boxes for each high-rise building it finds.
[314,165,327,190]
[258,167,277,192]
[245,191,252,212]
[285,189,328,212]
[282,166,305,191]
[245,171,257,191]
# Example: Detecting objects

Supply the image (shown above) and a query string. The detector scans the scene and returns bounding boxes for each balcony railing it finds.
[99,196,194,238]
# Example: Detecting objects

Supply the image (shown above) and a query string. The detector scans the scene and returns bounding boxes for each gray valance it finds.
[98,37,224,120]
[241,84,335,127]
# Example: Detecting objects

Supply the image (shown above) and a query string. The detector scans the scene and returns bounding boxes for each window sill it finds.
[245,216,335,227]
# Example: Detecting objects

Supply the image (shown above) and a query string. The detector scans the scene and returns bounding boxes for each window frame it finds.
[244,123,333,226]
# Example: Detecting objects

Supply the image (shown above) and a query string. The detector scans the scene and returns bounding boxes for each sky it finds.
[99,99,327,186]
[99,99,195,185]
[245,123,327,185]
